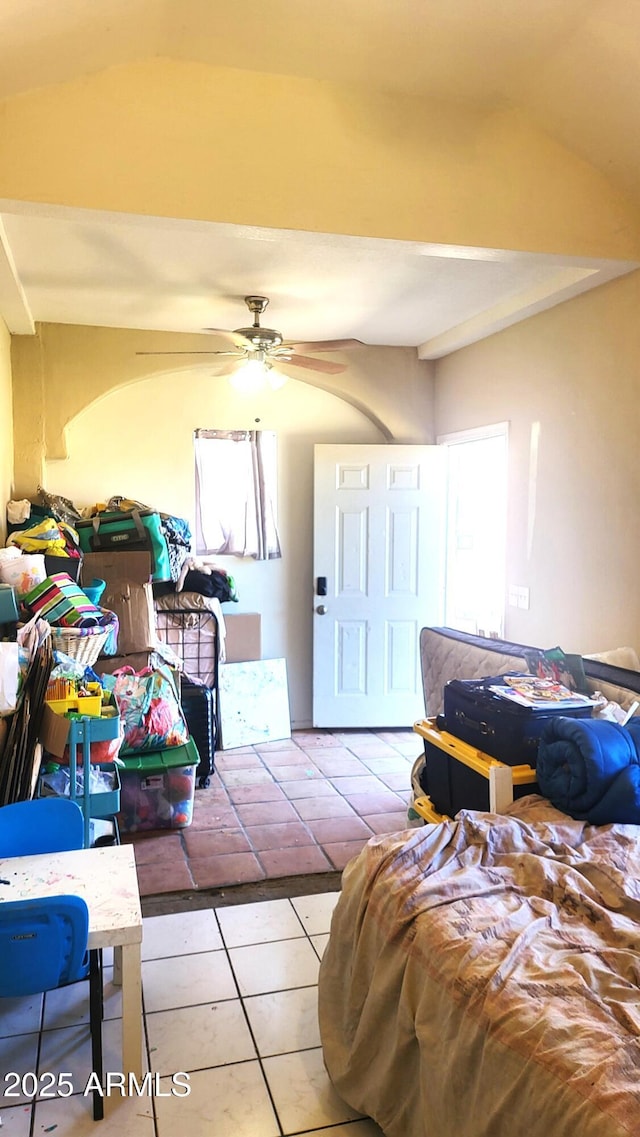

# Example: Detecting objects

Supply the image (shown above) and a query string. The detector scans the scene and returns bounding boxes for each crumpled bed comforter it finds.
[538,716,640,824]
[318,796,640,1137]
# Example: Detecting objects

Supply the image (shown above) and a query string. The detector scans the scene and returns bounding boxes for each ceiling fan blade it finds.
[283,338,366,353]
[283,353,346,374]
[135,350,243,357]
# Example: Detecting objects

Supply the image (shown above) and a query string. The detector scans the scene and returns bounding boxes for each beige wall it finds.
[434,269,640,655]
[1,59,639,260]
[41,363,434,727]
[0,320,13,544]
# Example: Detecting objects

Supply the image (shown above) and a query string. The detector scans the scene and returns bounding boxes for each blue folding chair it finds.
[0,797,84,856]
[0,798,104,1120]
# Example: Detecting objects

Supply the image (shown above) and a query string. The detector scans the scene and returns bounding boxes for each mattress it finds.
[420,626,640,717]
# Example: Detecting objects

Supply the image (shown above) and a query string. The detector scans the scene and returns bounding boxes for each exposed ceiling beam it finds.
[0,216,35,334]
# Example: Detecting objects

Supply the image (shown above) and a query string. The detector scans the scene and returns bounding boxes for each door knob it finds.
[315,604,328,615]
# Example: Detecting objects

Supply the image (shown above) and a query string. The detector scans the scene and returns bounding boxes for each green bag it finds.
[76,509,170,582]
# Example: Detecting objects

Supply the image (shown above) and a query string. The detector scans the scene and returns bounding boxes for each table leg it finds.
[113,945,122,985]
[119,943,143,1080]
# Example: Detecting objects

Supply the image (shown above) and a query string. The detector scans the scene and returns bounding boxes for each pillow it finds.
[583,646,640,671]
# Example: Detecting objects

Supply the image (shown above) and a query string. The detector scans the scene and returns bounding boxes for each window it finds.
[194,429,281,560]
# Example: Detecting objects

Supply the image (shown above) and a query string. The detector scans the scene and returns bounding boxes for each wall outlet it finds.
[517,586,530,610]
[508,585,530,609]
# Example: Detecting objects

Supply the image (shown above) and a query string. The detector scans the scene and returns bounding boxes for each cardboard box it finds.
[224,613,261,663]
[95,651,156,676]
[39,702,120,759]
[82,551,156,654]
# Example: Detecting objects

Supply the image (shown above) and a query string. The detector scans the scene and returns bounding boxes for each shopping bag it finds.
[102,665,189,754]
[24,573,102,628]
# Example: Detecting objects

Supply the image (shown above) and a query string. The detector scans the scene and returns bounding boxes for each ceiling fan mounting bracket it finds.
[244,295,269,318]
[235,294,283,348]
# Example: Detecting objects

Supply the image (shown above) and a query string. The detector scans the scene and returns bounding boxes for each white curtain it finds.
[194,429,282,560]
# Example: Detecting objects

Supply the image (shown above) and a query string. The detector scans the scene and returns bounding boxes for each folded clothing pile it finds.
[537,715,640,824]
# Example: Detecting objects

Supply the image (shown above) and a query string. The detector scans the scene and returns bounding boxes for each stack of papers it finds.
[489,675,596,710]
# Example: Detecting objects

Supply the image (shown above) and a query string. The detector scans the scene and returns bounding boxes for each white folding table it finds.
[0,843,143,1079]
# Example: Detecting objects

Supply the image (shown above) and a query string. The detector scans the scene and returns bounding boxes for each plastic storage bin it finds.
[117,737,199,833]
[413,717,538,818]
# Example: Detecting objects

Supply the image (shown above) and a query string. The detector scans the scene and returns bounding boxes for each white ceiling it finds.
[0,202,634,358]
[0,0,639,357]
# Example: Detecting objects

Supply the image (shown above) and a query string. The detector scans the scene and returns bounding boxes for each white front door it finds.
[313,443,445,728]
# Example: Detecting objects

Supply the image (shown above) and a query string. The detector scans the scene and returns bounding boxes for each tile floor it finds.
[0,891,385,1137]
[125,729,422,898]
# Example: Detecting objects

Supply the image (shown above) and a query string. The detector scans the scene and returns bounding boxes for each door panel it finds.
[313,443,445,728]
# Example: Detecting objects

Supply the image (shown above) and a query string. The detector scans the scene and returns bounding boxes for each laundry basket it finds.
[48,610,118,666]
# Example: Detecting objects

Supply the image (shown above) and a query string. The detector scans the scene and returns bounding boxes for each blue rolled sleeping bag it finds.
[537,716,640,824]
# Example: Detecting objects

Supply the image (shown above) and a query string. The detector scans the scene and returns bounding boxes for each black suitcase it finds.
[441,674,594,767]
[180,675,217,788]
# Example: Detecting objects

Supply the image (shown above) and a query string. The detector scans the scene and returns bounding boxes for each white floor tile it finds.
[0,1104,32,1137]
[154,1063,280,1137]
[244,986,320,1056]
[33,1088,155,1135]
[43,979,89,1030]
[302,1124,386,1137]
[42,966,122,1031]
[262,1046,363,1134]
[310,933,330,960]
[0,1033,39,1105]
[290,891,341,935]
[142,949,236,1013]
[147,998,256,1074]
[229,937,320,996]
[142,908,222,960]
[216,897,304,947]
[37,1017,147,1097]
[0,994,42,1039]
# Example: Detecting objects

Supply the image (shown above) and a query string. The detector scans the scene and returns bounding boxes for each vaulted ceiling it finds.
[1,0,639,353]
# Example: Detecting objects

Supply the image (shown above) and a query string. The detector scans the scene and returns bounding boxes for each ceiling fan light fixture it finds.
[229,357,269,393]
[267,368,288,390]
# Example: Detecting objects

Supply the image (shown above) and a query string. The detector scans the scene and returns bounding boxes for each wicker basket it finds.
[49,610,118,667]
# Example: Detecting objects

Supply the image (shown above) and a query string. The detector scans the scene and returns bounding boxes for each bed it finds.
[318,627,640,1137]
[319,795,640,1137]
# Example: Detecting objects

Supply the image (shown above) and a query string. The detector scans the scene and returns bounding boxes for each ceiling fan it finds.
[136,295,365,377]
